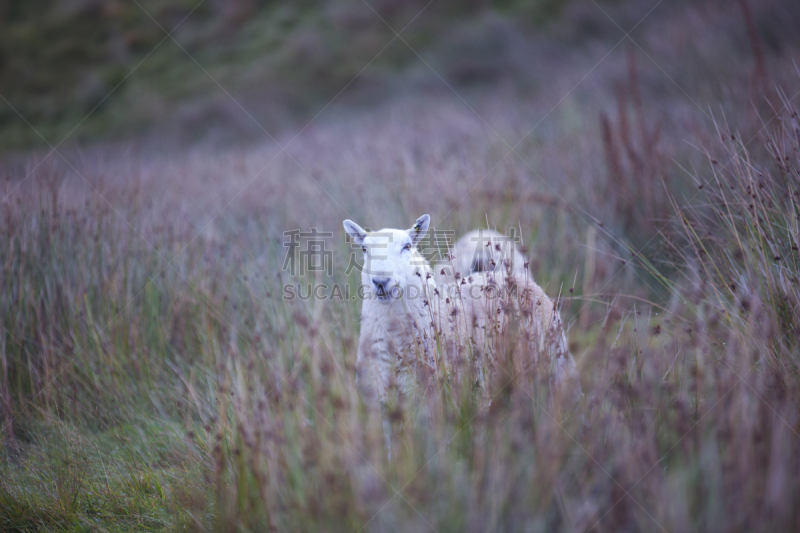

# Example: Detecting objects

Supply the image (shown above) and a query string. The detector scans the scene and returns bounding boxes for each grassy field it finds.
[2,0,800,531]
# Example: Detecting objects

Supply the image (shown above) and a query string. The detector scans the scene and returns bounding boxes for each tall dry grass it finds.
[1,93,799,530]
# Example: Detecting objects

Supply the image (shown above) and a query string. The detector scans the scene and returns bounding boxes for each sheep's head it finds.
[343,214,430,303]
[453,229,528,277]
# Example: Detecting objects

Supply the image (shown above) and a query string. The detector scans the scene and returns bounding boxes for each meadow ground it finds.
[2,0,800,531]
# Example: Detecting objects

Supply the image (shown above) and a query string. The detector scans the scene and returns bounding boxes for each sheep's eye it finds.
[403,243,412,251]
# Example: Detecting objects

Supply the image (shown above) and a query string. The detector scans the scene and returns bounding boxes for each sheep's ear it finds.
[343,219,367,245]
[408,214,430,246]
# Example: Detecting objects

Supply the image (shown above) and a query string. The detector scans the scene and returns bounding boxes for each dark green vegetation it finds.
[0,0,573,152]
[2,0,800,531]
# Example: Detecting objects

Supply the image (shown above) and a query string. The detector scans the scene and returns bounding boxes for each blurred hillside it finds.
[2,0,798,153]
[0,0,572,151]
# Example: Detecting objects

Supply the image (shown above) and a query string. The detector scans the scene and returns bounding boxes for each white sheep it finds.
[450,228,528,278]
[343,215,581,450]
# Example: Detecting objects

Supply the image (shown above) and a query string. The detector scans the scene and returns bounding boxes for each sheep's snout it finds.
[371,277,396,301]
